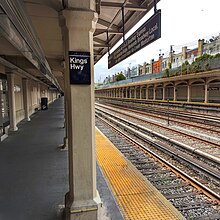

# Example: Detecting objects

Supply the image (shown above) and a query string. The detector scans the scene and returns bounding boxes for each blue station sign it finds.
[69,51,91,84]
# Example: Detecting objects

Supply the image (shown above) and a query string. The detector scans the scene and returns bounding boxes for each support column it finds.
[63,91,69,150]
[153,86,156,100]
[22,78,31,121]
[130,88,132,98]
[187,83,191,102]
[60,68,68,150]
[173,84,177,101]
[146,86,148,99]
[162,86,165,100]
[60,8,101,220]
[37,83,41,109]
[7,72,18,131]
[125,88,128,98]
[140,87,142,99]
[204,81,209,103]
[134,87,137,99]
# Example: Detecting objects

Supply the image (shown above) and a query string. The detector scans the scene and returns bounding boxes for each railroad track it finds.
[96,104,220,163]
[97,98,220,117]
[95,115,220,219]
[95,110,220,186]
[98,100,220,128]
[97,101,220,137]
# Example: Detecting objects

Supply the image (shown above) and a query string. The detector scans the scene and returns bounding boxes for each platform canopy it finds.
[0,0,159,91]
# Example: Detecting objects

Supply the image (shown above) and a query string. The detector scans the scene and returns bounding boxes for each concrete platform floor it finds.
[0,97,123,220]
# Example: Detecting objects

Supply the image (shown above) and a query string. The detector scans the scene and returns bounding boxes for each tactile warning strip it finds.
[96,128,185,220]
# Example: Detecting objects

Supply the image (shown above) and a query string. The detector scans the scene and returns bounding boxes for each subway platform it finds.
[0,97,122,220]
[0,97,184,220]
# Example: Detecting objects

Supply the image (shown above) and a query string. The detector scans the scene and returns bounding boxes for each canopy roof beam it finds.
[101,2,148,11]
[94,28,123,37]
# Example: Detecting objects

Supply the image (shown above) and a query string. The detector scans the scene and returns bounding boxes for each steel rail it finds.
[97,102,220,134]
[98,100,220,126]
[96,104,220,153]
[96,113,220,202]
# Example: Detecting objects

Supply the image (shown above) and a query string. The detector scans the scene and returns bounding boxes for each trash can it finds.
[41,97,48,110]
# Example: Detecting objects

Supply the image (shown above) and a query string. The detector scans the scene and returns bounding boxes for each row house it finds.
[203,34,220,55]
[104,36,219,83]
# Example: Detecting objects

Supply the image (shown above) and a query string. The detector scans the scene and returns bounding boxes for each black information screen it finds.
[108,10,161,68]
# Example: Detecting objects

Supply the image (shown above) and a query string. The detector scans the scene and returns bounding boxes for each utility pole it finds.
[170,45,174,69]
[181,55,183,75]
[159,49,164,73]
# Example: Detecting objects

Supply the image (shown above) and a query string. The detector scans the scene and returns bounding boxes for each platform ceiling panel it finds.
[25,3,63,59]
[0,0,159,91]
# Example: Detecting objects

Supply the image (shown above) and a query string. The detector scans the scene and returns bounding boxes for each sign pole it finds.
[154,0,157,13]
[107,31,110,56]
[122,6,125,42]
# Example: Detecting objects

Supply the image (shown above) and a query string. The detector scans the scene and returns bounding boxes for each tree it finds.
[209,35,219,43]
[115,72,126,81]
[165,68,169,77]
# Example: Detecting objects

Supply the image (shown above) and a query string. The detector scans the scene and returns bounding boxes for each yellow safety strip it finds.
[96,128,186,220]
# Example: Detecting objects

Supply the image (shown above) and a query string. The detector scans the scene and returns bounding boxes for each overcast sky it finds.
[94,0,220,83]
